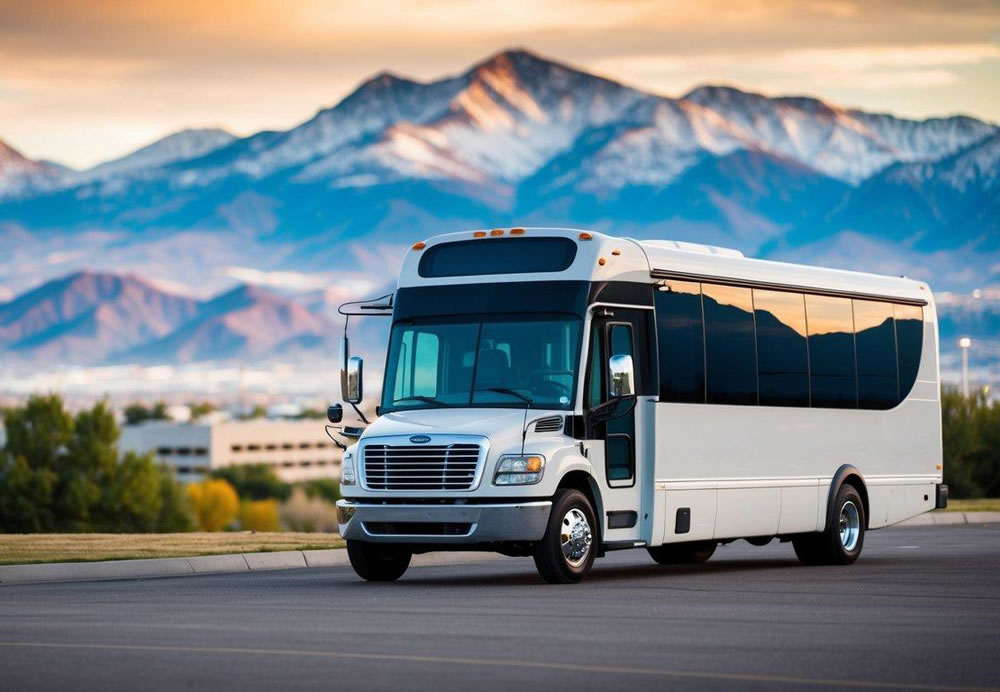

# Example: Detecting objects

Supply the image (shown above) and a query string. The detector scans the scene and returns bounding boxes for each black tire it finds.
[346,540,412,581]
[533,489,597,584]
[647,541,716,565]
[793,483,866,566]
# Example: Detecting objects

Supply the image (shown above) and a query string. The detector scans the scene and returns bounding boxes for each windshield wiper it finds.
[477,387,533,404]
[392,395,453,407]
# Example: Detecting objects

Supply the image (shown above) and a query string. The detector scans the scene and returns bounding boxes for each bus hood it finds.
[362,408,529,455]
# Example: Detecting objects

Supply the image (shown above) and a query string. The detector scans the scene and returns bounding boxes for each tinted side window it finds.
[854,300,898,409]
[895,304,923,399]
[703,284,757,405]
[805,295,857,408]
[754,290,809,407]
[654,280,705,403]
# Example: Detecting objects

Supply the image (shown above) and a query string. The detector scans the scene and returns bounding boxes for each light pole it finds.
[959,337,972,397]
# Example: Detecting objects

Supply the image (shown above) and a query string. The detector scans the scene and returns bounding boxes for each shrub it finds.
[239,499,280,532]
[298,478,340,504]
[186,479,239,531]
[280,487,338,533]
[211,464,291,501]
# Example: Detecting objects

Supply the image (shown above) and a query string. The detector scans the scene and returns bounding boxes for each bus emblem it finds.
[409,435,431,444]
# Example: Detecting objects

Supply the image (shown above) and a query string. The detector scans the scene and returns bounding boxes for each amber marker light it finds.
[611,249,621,256]
[510,228,525,235]
[490,229,504,236]
[412,241,426,250]
[579,232,593,240]
[598,257,607,266]
[473,231,487,238]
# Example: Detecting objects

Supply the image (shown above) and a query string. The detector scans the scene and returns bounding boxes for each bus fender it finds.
[824,465,869,531]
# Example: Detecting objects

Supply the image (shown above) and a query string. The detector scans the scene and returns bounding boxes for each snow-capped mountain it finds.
[0,138,66,198]
[83,128,236,181]
[0,48,997,306]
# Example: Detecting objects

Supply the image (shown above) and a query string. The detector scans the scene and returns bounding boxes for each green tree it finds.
[156,466,194,532]
[211,464,291,501]
[188,401,215,421]
[0,450,58,532]
[123,401,170,425]
[942,387,1000,498]
[1,394,193,533]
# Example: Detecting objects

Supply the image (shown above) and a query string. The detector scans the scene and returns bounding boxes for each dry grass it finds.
[0,532,345,566]
[942,498,1000,513]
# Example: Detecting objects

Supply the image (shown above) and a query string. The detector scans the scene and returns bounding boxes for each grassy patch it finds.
[0,533,345,566]
[941,498,1000,513]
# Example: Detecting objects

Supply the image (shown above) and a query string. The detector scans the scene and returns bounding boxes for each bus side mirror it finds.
[327,403,343,423]
[344,356,364,404]
[609,354,635,398]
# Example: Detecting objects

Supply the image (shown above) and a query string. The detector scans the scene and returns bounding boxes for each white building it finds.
[120,419,342,482]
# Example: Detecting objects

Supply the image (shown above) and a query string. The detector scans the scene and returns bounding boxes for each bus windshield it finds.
[381,315,582,412]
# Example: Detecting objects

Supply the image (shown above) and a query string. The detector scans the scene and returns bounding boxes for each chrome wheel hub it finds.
[560,508,593,567]
[839,500,860,551]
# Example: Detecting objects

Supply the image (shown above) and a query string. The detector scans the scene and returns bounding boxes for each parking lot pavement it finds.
[1,524,998,691]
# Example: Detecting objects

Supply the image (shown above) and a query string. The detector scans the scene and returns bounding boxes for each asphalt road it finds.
[1,525,999,692]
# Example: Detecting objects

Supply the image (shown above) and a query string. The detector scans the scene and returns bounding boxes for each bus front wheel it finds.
[346,540,412,581]
[533,489,597,584]
[793,483,865,566]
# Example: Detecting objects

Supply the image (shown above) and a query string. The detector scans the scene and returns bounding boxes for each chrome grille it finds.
[363,443,481,491]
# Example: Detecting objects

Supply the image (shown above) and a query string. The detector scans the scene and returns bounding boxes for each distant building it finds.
[120,419,341,482]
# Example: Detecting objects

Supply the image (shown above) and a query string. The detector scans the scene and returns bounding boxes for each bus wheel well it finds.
[840,474,870,530]
[557,471,604,552]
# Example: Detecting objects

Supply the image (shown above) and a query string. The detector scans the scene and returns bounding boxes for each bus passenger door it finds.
[585,308,652,546]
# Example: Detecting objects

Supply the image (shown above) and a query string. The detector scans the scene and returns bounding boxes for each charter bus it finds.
[330,228,945,583]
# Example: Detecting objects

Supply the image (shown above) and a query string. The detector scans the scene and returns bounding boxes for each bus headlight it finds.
[494,455,545,485]
[340,452,356,486]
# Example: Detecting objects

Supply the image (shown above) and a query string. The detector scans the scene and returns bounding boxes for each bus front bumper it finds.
[336,499,552,544]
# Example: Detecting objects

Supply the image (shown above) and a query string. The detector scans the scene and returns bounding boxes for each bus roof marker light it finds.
[579,232,593,240]
[490,229,504,236]
[412,241,426,250]
[611,249,621,256]
[511,228,525,235]
[598,257,607,266]
[473,231,487,238]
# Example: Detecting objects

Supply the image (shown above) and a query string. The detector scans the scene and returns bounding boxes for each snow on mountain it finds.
[0,138,67,198]
[684,86,996,183]
[83,128,236,180]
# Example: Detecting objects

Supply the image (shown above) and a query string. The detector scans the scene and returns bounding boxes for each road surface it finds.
[1,524,999,691]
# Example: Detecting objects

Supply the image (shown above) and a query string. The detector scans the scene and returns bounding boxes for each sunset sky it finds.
[2,0,998,169]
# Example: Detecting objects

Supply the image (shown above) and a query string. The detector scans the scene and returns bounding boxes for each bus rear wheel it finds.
[793,483,865,566]
[346,540,412,581]
[533,489,597,584]
[647,541,716,565]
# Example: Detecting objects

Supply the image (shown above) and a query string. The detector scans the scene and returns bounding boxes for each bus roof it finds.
[398,227,931,306]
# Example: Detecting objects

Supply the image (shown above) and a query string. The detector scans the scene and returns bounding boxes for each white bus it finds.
[331,228,946,583]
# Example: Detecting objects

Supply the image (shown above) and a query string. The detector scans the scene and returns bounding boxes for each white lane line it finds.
[0,641,995,692]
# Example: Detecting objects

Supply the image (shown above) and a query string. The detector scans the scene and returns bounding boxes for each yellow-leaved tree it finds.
[186,479,239,531]
[238,499,280,532]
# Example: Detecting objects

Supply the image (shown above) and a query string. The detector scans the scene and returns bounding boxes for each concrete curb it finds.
[0,547,504,586]
[895,511,1000,527]
[2,514,996,586]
